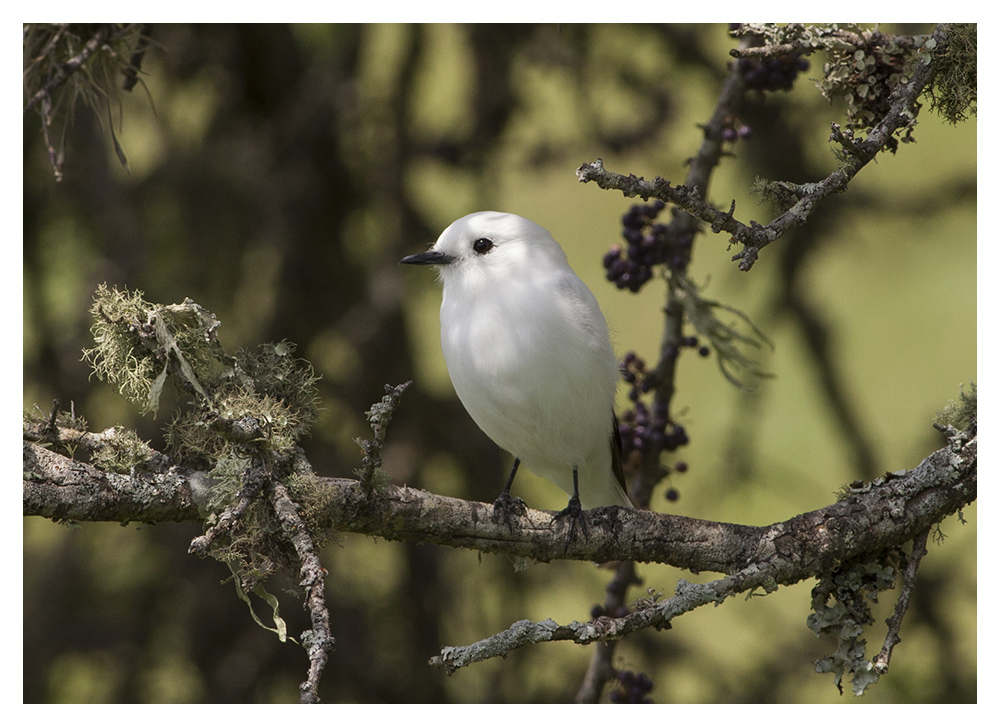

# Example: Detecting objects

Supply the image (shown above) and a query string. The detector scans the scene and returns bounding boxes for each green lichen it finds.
[815,30,927,152]
[935,381,976,433]
[88,426,159,474]
[80,285,327,590]
[83,284,163,411]
[84,286,320,468]
[808,551,902,696]
[926,24,977,124]
[285,472,342,550]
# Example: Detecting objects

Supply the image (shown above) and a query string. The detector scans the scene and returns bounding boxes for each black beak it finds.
[400,250,455,266]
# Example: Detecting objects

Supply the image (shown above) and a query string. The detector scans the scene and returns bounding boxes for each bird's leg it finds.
[552,467,588,550]
[492,458,527,530]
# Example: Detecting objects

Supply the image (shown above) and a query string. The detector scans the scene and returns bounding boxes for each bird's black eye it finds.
[472,237,494,255]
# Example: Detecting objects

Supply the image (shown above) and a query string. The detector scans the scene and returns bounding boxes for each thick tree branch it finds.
[24,428,975,572]
[23,440,207,523]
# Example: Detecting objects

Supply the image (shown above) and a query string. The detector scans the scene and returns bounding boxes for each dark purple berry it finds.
[608,202,673,294]
[603,246,622,269]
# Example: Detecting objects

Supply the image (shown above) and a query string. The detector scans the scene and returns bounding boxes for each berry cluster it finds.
[603,201,693,293]
[619,351,691,502]
[737,53,809,92]
[619,351,691,460]
[610,670,654,704]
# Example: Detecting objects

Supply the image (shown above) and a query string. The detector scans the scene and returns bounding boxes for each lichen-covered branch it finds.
[357,381,411,490]
[23,440,207,523]
[872,530,929,675]
[268,479,336,704]
[24,425,976,572]
[430,568,757,675]
[727,24,928,59]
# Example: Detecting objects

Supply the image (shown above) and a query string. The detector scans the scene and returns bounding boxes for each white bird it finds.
[401,211,631,525]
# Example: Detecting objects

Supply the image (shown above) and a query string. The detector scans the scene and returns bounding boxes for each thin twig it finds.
[188,466,266,557]
[872,530,929,674]
[268,479,336,704]
[358,381,411,490]
[432,567,762,674]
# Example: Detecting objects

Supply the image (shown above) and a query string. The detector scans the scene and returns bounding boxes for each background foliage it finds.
[23,23,975,703]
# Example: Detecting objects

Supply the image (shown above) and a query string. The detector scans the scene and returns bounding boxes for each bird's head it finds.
[400,212,569,287]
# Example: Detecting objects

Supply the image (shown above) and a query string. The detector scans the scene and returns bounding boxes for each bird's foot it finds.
[492,491,527,531]
[551,495,588,551]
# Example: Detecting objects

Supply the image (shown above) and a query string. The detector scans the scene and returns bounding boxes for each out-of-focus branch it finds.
[23,25,113,114]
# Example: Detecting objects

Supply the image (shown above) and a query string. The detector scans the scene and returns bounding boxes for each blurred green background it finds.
[23,24,975,703]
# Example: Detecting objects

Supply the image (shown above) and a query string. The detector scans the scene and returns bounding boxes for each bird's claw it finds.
[551,495,588,551]
[492,491,527,531]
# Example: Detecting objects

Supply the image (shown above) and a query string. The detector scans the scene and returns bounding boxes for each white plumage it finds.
[402,211,630,510]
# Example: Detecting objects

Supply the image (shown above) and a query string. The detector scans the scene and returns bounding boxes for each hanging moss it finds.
[926,24,977,125]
